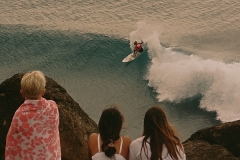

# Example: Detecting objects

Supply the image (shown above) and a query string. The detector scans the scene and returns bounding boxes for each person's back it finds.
[89,133,130,160]
[5,71,61,160]
[129,106,186,160]
[88,106,131,160]
[129,136,185,160]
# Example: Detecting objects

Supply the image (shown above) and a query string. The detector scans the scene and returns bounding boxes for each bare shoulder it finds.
[88,133,99,146]
[122,135,131,146]
[88,133,99,157]
[121,136,132,160]
[89,133,98,141]
[89,133,98,137]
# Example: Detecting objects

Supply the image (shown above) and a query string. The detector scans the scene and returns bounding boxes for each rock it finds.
[183,140,238,160]
[0,73,98,160]
[183,120,240,159]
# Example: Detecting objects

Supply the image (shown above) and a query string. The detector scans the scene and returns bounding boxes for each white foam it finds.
[131,26,240,122]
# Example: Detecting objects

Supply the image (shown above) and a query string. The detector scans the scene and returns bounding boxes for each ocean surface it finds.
[1,0,240,141]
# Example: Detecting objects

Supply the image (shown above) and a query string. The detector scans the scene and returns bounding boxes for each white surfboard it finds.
[122,51,143,62]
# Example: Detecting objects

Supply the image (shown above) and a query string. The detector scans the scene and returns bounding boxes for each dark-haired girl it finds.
[88,105,131,160]
[129,106,186,160]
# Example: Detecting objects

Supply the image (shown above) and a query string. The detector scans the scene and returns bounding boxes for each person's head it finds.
[141,106,183,160]
[143,106,171,136]
[134,41,137,45]
[20,71,46,100]
[98,105,124,158]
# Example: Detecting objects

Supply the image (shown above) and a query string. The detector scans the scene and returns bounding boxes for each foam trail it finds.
[130,23,240,122]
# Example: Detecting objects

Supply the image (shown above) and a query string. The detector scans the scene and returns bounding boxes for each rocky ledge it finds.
[0,74,239,160]
[183,120,240,160]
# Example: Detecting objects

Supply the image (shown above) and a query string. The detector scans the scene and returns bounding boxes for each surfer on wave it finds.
[132,40,143,57]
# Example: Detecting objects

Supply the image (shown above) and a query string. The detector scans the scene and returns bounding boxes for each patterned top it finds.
[5,97,61,160]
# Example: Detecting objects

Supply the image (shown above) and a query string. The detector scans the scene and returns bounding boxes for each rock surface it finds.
[0,73,98,160]
[183,120,240,160]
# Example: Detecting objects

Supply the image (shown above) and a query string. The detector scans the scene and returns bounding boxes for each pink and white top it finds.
[5,97,61,160]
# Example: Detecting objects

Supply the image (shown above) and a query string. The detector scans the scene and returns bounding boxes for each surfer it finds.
[132,40,143,57]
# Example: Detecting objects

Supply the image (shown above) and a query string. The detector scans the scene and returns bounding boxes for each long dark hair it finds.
[98,105,124,158]
[141,106,184,160]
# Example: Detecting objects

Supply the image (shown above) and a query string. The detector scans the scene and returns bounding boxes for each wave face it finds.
[2,0,240,140]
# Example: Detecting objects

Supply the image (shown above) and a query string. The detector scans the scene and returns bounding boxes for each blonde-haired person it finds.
[129,106,186,160]
[88,105,131,160]
[5,71,61,160]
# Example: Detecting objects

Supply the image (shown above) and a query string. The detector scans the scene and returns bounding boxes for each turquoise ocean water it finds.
[1,0,240,141]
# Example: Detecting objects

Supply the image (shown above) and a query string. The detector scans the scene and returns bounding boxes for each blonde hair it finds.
[21,71,46,99]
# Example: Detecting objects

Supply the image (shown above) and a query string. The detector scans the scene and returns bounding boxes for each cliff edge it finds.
[183,119,240,159]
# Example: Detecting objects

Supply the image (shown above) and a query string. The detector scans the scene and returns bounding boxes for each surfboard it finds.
[122,51,143,62]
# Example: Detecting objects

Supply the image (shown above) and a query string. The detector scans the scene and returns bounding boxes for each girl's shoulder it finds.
[121,135,131,144]
[89,132,98,137]
[89,133,98,137]
[130,136,146,147]
[88,133,99,144]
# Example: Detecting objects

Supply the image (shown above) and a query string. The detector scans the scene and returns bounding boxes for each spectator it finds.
[88,105,131,160]
[5,71,61,160]
[129,106,186,160]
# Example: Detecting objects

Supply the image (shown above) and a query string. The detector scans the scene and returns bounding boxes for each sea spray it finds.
[144,34,240,122]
